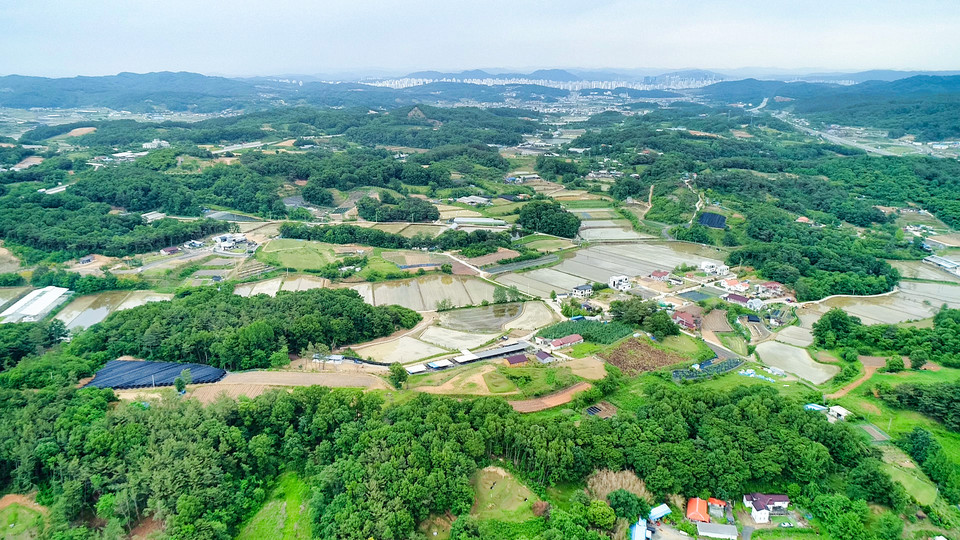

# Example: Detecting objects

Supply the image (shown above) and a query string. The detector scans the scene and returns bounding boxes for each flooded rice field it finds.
[56,290,174,330]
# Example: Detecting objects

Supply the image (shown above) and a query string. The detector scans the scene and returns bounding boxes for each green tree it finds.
[586,499,616,530]
[886,356,905,373]
[388,362,408,389]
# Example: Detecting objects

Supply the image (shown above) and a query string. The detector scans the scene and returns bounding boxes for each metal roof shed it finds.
[697,522,739,539]
[649,503,671,521]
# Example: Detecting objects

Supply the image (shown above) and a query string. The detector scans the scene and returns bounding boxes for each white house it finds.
[743,493,789,524]
[699,262,730,276]
[720,279,749,293]
[608,275,631,291]
[828,405,853,422]
[746,298,765,311]
[572,284,593,298]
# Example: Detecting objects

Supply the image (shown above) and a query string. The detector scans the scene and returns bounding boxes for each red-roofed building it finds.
[707,498,726,508]
[672,311,698,330]
[549,334,583,350]
[686,497,710,523]
[650,270,670,281]
[756,281,785,297]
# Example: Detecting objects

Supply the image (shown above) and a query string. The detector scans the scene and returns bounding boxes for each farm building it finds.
[650,270,669,281]
[405,364,427,375]
[649,503,671,522]
[699,261,730,276]
[630,518,652,540]
[1,286,71,324]
[160,246,180,255]
[535,350,554,364]
[923,255,960,276]
[698,212,727,229]
[805,403,828,412]
[707,498,727,518]
[427,359,454,370]
[743,493,789,524]
[686,497,710,523]
[572,284,593,298]
[142,211,166,223]
[723,293,750,307]
[453,341,529,364]
[79,255,95,264]
[505,354,528,367]
[608,275,631,291]
[450,217,507,227]
[828,405,853,422]
[549,334,584,350]
[456,195,491,206]
[697,522,738,539]
[672,311,698,330]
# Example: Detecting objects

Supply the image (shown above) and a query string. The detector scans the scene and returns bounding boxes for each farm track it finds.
[508,382,593,413]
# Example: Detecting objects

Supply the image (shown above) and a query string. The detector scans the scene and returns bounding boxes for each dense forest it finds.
[68,287,421,370]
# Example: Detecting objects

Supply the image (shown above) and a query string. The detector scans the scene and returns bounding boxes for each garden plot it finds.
[398,224,447,238]
[352,335,448,364]
[438,303,524,332]
[342,276,495,311]
[519,267,591,290]
[419,326,499,350]
[437,205,482,220]
[579,227,646,241]
[755,341,839,384]
[466,248,520,267]
[775,325,815,347]
[495,273,558,298]
[56,291,173,330]
[204,258,238,267]
[579,219,634,229]
[572,208,620,220]
[259,239,335,270]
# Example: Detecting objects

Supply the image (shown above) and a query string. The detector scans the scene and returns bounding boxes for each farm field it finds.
[878,445,938,506]
[0,287,30,309]
[438,303,525,332]
[508,381,592,412]
[775,325,814,347]
[496,243,723,298]
[345,275,497,311]
[0,246,21,273]
[353,335,448,364]
[258,239,335,269]
[279,275,329,292]
[600,338,687,375]
[890,260,960,283]
[55,290,174,330]
[419,326,499,350]
[465,248,520,267]
[235,277,284,297]
[414,364,519,396]
[718,332,749,355]
[795,283,960,328]
[513,234,576,252]
[755,341,839,384]
[571,208,621,219]
[237,473,311,540]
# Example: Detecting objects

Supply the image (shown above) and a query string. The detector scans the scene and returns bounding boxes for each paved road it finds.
[775,114,897,156]
[743,525,754,540]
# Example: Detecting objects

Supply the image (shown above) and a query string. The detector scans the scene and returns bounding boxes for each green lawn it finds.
[883,461,938,505]
[483,371,519,393]
[568,342,605,358]
[658,334,715,361]
[0,503,44,540]
[499,365,579,398]
[684,364,816,399]
[471,467,539,522]
[258,239,335,270]
[237,473,311,540]
[717,332,749,355]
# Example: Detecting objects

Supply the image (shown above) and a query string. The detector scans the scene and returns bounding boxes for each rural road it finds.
[776,114,896,156]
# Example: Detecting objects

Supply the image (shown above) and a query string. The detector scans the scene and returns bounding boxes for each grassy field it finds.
[483,371,519,393]
[558,199,613,209]
[237,473,311,540]
[500,365,580,398]
[882,458,938,505]
[259,239,335,270]
[0,503,44,540]
[836,366,960,462]
[717,332,749,355]
[568,342,606,358]
[657,334,715,360]
[513,236,573,252]
[471,466,539,522]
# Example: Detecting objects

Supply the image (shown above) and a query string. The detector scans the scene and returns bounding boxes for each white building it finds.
[696,522,738,540]
[743,493,789,524]
[608,275,631,291]
[828,405,853,422]
[142,139,171,149]
[572,284,593,298]
[746,298,765,311]
[1,286,70,324]
[699,261,730,276]
[456,195,491,206]
[720,279,749,293]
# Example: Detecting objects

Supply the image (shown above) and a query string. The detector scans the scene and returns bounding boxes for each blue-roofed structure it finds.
[805,403,828,412]
[630,518,650,540]
[649,503,671,521]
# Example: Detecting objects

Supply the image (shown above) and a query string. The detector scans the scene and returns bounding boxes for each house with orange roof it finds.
[686,497,710,523]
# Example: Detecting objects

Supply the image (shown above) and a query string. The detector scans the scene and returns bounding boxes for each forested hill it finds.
[698,75,960,140]
[0,72,571,112]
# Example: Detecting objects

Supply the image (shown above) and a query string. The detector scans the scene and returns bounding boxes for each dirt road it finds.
[508,382,592,413]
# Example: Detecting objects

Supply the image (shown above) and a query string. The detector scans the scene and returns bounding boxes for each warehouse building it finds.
[1,286,70,324]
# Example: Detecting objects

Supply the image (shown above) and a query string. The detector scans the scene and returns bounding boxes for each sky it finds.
[2,0,958,78]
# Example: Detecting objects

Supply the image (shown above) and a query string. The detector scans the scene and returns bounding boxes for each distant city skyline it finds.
[2,0,958,77]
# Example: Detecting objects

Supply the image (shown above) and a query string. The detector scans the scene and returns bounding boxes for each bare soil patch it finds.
[826,366,878,399]
[0,494,48,516]
[14,156,43,169]
[565,356,608,380]
[701,310,733,332]
[64,127,96,137]
[129,516,164,540]
[218,370,389,389]
[466,248,520,267]
[418,364,519,396]
[508,382,592,412]
[600,339,686,376]
[730,129,753,139]
[275,139,296,147]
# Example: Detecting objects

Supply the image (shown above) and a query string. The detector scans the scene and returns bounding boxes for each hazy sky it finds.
[2,0,958,77]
